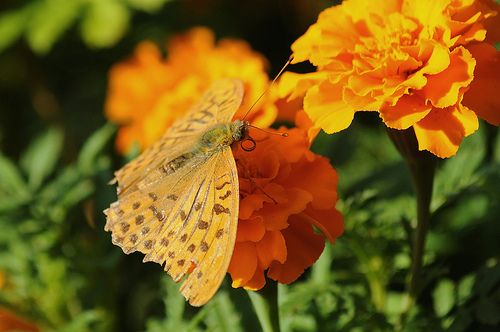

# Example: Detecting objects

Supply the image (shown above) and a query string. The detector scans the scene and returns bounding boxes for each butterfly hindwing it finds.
[178,148,239,306]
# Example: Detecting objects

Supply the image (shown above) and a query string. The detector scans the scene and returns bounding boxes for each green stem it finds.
[386,127,436,324]
[247,280,280,332]
[402,154,435,317]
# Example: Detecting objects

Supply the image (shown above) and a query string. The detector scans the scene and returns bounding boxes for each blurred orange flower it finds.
[106,27,277,154]
[280,0,500,158]
[0,272,39,332]
[0,309,39,332]
[228,126,344,290]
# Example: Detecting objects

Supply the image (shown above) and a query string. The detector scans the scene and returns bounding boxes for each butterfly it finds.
[104,78,248,306]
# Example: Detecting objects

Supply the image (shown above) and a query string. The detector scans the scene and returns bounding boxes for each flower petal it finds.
[228,242,258,288]
[380,93,432,130]
[256,230,287,267]
[463,43,500,125]
[236,217,265,243]
[241,261,267,290]
[419,46,475,108]
[279,71,328,101]
[267,217,325,284]
[300,207,344,245]
[284,154,339,210]
[258,188,312,231]
[304,80,355,134]
[414,103,479,158]
[295,110,321,144]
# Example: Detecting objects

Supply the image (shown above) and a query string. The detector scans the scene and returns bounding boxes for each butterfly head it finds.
[232,119,255,151]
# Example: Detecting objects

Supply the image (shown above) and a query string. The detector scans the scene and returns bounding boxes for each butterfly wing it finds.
[113,78,244,196]
[105,78,243,306]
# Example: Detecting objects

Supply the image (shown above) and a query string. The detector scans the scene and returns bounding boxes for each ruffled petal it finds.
[380,93,432,129]
[256,230,287,267]
[414,103,479,158]
[283,154,338,210]
[236,217,265,243]
[304,81,356,134]
[267,217,325,284]
[258,188,312,231]
[419,47,475,108]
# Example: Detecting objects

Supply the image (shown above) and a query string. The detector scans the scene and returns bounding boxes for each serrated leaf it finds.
[20,127,64,190]
[433,278,455,317]
[81,0,130,48]
[25,0,82,54]
[0,7,30,53]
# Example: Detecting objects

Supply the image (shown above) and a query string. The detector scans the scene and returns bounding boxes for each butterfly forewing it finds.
[105,78,244,306]
[112,79,244,196]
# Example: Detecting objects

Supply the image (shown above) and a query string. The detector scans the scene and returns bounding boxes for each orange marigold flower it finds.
[105,27,277,155]
[228,126,344,290]
[280,0,500,158]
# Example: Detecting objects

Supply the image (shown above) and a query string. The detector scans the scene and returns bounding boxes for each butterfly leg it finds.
[235,159,278,205]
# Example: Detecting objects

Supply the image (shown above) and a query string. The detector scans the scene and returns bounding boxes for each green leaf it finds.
[20,127,64,191]
[25,0,82,54]
[81,0,130,48]
[0,152,30,202]
[0,8,30,53]
[57,310,102,332]
[61,177,95,207]
[126,0,173,12]
[432,278,455,317]
[432,128,484,210]
[77,122,116,175]
[457,274,476,305]
[204,291,243,332]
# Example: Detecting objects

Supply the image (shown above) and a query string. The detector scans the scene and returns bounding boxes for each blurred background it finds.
[1,0,500,331]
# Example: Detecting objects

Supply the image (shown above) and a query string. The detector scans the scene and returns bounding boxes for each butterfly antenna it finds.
[242,55,294,121]
[248,125,288,137]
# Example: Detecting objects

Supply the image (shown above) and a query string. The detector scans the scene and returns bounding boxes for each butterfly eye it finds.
[241,136,256,151]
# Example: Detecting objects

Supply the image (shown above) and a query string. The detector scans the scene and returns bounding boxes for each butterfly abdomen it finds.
[160,153,194,176]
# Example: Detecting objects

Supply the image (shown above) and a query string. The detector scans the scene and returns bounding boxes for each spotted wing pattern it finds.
[105,79,243,306]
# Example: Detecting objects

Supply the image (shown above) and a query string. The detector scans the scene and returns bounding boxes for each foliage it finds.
[1,0,499,331]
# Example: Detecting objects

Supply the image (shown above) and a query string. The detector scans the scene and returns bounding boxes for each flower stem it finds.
[247,281,280,332]
[386,127,436,323]
[402,152,435,315]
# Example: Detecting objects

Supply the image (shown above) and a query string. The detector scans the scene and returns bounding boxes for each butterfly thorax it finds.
[159,120,248,177]
[200,119,248,151]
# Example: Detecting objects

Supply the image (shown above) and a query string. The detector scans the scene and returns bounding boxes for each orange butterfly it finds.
[105,79,247,306]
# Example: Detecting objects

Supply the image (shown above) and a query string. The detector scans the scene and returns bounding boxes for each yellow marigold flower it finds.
[280,0,500,158]
[228,126,344,290]
[105,27,277,155]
